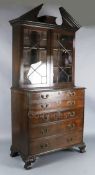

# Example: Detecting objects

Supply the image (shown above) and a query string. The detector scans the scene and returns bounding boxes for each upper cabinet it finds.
[10,4,80,89]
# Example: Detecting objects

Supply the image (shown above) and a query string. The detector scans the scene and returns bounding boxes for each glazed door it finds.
[51,29,74,87]
[20,27,51,87]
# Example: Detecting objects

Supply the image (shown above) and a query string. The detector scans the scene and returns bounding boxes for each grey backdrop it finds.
[1,0,95,174]
[0,0,95,139]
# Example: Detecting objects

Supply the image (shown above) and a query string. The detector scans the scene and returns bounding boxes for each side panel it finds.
[11,89,29,157]
[12,25,23,87]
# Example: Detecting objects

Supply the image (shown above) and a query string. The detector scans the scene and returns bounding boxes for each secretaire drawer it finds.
[29,89,84,102]
[29,91,58,101]
[28,108,84,125]
[60,99,84,108]
[29,132,83,155]
[59,89,84,100]
[29,118,83,139]
[29,99,84,112]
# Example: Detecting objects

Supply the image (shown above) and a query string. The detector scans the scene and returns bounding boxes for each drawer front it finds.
[29,132,83,155]
[28,108,84,125]
[60,99,84,109]
[60,108,83,121]
[29,89,84,102]
[29,118,83,139]
[29,99,84,112]
[29,91,57,101]
[59,89,84,100]
[29,102,57,112]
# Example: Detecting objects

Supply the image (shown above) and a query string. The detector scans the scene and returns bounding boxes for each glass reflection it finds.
[53,33,73,83]
[27,61,47,84]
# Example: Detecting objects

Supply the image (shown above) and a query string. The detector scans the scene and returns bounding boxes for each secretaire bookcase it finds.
[10,4,86,169]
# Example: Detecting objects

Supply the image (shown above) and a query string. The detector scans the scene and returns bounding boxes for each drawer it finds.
[29,91,57,101]
[60,99,84,109]
[60,108,83,120]
[29,118,83,139]
[59,89,84,100]
[29,99,84,112]
[29,101,57,112]
[28,108,84,125]
[29,132,83,155]
[29,89,84,102]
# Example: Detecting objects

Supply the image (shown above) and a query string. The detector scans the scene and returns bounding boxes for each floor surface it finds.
[0,135,95,175]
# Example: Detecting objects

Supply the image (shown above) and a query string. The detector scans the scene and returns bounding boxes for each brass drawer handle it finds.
[40,143,49,149]
[28,113,49,121]
[70,111,75,117]
[40,144,44,149]
[41,94,49,99]
[67,101,75,106]
[41,104,49,109]
[28,112,39,119]
[44,114,49,120]
[69,91,76,96]
[40,129,44,135]
[40,128,48,135]
[65,111,75,119]
[67,123,75,129]
[45,143,48,148]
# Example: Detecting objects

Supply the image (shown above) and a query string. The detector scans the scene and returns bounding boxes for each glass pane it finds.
[53,32,73,84]
[22,29,47,85]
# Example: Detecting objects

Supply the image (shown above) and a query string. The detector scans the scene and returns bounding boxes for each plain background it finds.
[0,1,95,174]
